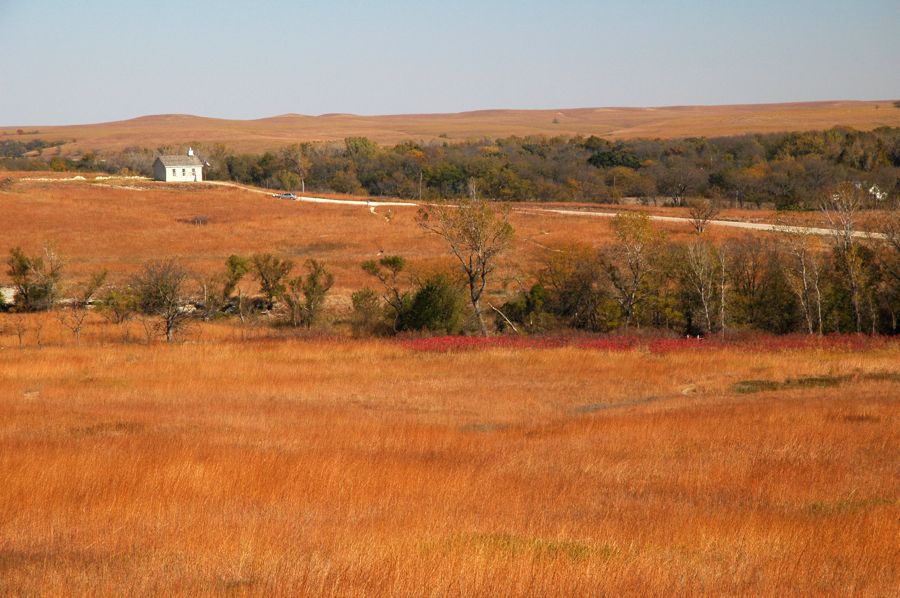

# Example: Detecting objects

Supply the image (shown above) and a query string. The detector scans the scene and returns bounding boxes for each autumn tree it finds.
[687,198,720,235]
[819,182,873,332]
[131,259,193,343]
[682,239,721,334]
[779,228,825,334]
[58,271,107,345]
[603,212,664,328]
[417,198,514,336]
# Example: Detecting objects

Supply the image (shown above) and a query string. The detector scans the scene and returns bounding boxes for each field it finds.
[0,174,854,294]
[1,176,898,595]
[6,100,900,156]
[1,335,898,595]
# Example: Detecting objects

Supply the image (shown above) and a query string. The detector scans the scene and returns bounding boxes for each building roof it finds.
[155,155,203,167]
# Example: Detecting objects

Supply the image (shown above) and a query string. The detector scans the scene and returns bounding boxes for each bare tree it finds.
[819,182,867,252]
[58,271,107,345]
[683,239,720,334]
[9,315,28,348]
[417,198,514,336]
[874,205,900,332]
[779,228,824,335]
[131,260,193,342]
[603,212,664,328]
[819,182,872,333]
[687,198,720,235]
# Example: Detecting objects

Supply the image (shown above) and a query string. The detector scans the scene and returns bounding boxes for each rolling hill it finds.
[4,100,899,156]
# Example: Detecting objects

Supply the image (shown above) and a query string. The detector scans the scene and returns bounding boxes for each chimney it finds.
[187,147,194,157]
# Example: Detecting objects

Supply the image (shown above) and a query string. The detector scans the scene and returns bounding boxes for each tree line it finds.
[2,182,898,344]
[4,127,899,209]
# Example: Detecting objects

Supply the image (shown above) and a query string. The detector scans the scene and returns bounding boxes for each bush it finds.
[350,287,383,336]
[397,273,465,334]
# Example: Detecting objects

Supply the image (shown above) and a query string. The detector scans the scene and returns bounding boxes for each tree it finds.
[300,259,334,328]
[58,271,107,345]
[251,253,293,308]
[361,255,409,331]
[280,143,312,193]
[6,245,63,312]
[603,212,664,328]
[223,255,251,302]
[396,272,465,334]
[417,198,514,335]
[131,259,193,342]
[687,198,720,235]
[682,239,721,334]
[281,259,334,328]
[537,243,611,332]
[819,182,873,332]
[654,157,706,206]
[101,288,138,325]
[779,229,825,334]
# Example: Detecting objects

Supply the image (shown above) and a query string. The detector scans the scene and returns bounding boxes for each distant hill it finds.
[4,100,899,155]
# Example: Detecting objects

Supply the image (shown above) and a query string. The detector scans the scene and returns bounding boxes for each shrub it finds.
[397,272,465,334]
[350,287,383,337]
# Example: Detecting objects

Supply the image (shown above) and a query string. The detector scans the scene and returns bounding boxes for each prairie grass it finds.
[0,177,842,303]
[9,100,899,154]
[0,336,897,595]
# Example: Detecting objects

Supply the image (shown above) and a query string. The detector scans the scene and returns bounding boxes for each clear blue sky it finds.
[1,0,898,125]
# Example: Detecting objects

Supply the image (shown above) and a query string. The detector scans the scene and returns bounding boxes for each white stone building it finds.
[153,148,204,182]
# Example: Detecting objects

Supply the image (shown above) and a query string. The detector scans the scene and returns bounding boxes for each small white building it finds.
[153,148,204,182]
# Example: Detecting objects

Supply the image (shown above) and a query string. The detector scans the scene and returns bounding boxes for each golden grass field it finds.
[6,100,900,155]
[1,175,898,596]
[0,333,898,595]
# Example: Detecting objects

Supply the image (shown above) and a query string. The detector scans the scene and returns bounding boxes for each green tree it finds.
[251,253,293,308]
[281,259,334,328]
[6,245,63,312]
[397,272,465,334]
[223,254,251,301]
[361,255,409,331]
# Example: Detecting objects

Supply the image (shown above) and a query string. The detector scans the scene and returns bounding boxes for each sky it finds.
[1,0,898,125]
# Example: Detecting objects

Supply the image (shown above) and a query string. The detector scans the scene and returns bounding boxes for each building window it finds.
[182,169,186,176]
[192,168,196,174]
[172,169,176,176]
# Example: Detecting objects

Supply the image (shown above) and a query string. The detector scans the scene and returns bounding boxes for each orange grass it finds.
[0,337,897,595]
[6,100,899,155]
[1,176,821,301]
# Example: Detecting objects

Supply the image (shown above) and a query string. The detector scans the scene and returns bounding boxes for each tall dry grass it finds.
[9,100,900,154]
[1,337,897,595]
[1,177,813,300]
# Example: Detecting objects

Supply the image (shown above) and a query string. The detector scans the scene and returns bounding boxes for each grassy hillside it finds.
[5,100,899,155]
